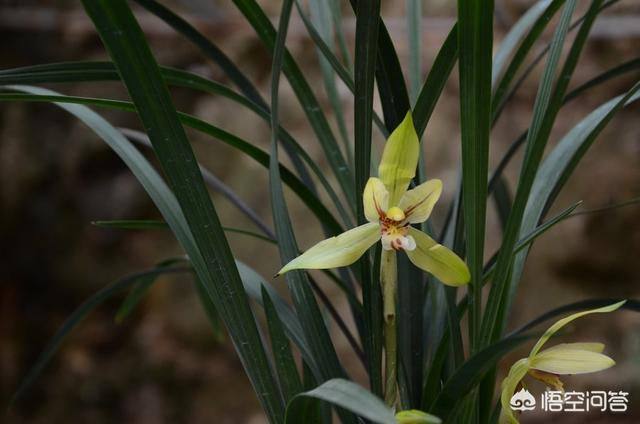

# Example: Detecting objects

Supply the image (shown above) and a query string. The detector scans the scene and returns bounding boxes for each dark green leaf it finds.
[348,0,411,130]
[263,288,303,403]
[506,85,640,320]
[457,0,494,350]
[308,0,352,163]
[286,379,397,424]
[491,0,565,121]
[267,3,354,423]
[413,24,458,138]
[353,0,380,232]
[233,0,355,206]
[80,1,285,420]
[491,0,554,89]
[0,91,344,235]
[0,63,352,228]
[481,0,580,347]
[429,335,532,418]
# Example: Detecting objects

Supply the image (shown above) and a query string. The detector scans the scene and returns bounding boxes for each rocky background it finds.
[1,1,639,423]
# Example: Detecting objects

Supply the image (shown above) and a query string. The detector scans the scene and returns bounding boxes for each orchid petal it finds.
[499,358,530,424]
[405,227,470,286]
[363,177,388,223]
[531,347,615,375]
[277,223,380,274]
[541,342,605,353]
[529,301,625,357]
[378,112,420,206]
[398,179,443,224]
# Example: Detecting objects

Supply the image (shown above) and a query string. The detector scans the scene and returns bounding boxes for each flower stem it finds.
[381,249,397,407]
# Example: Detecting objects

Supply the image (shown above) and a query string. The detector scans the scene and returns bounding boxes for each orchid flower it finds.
[500,300,625,424]
[277,112,470,286]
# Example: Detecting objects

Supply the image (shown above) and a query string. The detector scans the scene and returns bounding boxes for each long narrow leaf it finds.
[267,4,355,423]
[506,85,640,318]
[0,91,344,235]
[80,2,286,420]
[413,24,458,138]
[428,335,532,418]
[263,288,303,403]
[491,0,552,88]
[309,0,352,164]
[233,0,355,206]
[480,0,579,346]
[132,0,317,195]
[457,0,494,350]
[0,62,352,228]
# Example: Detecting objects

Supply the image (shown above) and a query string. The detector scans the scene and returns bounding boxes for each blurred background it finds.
[1,0,639,422]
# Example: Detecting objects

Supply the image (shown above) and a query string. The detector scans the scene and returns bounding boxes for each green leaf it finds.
[0,63,352,228]
[329,0,353,72]
[10,266,190,405]
[0,91,345,235]
[424,199,580,410]
[286,379,397,424]
[0,85,284,411]
[481,0,580,347]
[287,2,389,139]
[491,0,565,121]
[348,0,411,130]
[93,220,276,244]
[482,200,581,279]
[80,1,285,421]
[233,0,355,206]
[262,288,303,403]
[413,24,458,138]
[506,84,640,319]
[363,243,384,396]
[397,254,426,408]
[457,0,494,350]
[120,126,276,237]
[563,57,640,104]
[354,0,380,226]
[491,176,512,233]
[235,261,314,366]
[407,0,423,105]
[491,0,552,89]
[489,56,640,199]
[133,0,263,105]
[513,299,640,336]
[308,0,352,164]
[428,335,532,418]
[493,0,622,121]
[132,0,318,195]
[268,3,354,423]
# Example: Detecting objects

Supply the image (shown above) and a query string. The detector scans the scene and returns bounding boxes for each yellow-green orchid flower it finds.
[395,409,442,424]
[499,300,625,424]
[277,112,470,286]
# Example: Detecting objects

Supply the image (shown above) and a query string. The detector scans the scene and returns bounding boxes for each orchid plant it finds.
[3,0,639,423]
